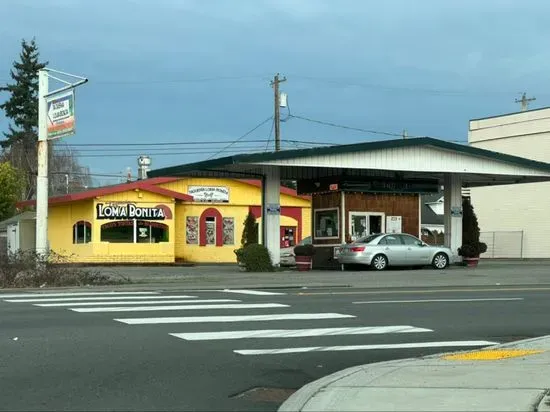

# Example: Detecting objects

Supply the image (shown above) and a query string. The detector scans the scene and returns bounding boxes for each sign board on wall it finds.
[96,204,167,220]
[386,216,402,234]
[266,204,280,215]
[47,91,76,139]
[188,186,229,203]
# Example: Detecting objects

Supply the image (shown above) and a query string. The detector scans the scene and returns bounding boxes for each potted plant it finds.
[293,244,316,272]
[458,197,488,267]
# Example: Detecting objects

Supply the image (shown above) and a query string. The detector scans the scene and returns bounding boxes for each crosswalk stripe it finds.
[0,292,157,299]
[71,303,289,313]
[234,340,500,355]
[35,299,240,307]
[115,313,356,325]
[4,295,197,303]
[219,289,286,296]
[170,326,433,341]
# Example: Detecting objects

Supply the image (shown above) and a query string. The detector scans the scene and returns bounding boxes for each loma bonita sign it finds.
[96,204,166,220]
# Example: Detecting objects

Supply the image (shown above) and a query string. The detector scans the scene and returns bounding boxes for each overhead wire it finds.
[206,116,273,160]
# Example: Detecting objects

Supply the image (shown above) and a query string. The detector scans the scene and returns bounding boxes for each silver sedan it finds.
[337,233,454,271]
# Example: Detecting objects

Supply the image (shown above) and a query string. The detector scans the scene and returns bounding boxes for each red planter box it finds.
[295,256,312,272]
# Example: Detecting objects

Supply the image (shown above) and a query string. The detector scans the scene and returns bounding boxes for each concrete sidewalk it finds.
[87,260,550,290]
[279,336,550,412]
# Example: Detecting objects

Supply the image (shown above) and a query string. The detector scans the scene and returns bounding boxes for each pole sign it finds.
[47,90,75,139]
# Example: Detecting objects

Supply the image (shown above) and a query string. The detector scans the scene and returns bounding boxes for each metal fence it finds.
[480,231,524,259]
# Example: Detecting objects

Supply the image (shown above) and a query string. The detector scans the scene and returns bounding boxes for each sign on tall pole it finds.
[47,90,75,139]
[35,68,88,261]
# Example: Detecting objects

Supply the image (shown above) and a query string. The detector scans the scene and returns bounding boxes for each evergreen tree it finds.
[459,197,487,257]
[241,211,259,246]
[0,38,48,200]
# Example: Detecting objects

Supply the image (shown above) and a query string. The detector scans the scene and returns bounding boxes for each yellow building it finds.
[18,177,311,264]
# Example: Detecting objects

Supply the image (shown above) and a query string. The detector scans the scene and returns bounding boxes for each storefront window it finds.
[101,221,134,243]
[100,221,169,243]
[314,208,339,239]
[222,217,234,245]
[73,221,92,244]
[137,221,169,243]
[186,216,199,244]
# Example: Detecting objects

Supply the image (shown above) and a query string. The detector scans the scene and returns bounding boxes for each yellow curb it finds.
[442,349,544,361]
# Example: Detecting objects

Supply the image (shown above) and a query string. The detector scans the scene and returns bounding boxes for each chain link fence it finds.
[480,231,524,258]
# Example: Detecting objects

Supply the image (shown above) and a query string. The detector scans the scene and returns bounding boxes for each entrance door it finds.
[7,224,18,254]
[349,212,385,241]
[280,226,296,248]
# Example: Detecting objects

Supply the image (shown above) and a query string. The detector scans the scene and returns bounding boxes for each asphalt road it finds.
[2,285,550,411]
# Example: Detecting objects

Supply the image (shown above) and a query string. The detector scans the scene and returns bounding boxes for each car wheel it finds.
[371,254,388,271]
[432,252,449,269]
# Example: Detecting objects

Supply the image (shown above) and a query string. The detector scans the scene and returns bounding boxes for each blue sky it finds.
[2,0,550,185]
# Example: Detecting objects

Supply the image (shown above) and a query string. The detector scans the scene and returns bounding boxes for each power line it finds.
[53,144,278,153]
[206,116,273,160]
[289,114,405,138]
[62,139,276,147]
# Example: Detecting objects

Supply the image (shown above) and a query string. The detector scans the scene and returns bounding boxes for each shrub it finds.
[294,244,316,257]
[459,197,488,258]
[241,211,258,247]
[242,243,274,272]
[0,250,131,288]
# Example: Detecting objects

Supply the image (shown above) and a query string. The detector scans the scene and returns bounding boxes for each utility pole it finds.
[402,129,408,139]
[36,68,88,262]
[36,69,49,258]
[271,73,286,151]
[515,92,536,112]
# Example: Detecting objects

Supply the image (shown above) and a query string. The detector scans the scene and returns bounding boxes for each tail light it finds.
[350,246,366,252]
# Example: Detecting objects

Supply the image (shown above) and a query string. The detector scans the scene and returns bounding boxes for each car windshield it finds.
[354,234,380,244]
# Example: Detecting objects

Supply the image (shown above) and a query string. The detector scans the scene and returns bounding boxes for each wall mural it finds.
[186,216,199,244]
[223,217,235,245]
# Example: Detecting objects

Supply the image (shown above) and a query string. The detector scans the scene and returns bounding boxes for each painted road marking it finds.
[171,326,433,341]
[0,292,158,299]
[353,298,524,304]
[442,349,544,361]
[115,313,356,325]
[219,289,286,296]
[233,340,500,355]
[35,299,240,307]
[5,295,197,303]
[72,303,289,313]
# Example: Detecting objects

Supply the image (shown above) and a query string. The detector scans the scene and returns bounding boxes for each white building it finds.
[468,107,550,258]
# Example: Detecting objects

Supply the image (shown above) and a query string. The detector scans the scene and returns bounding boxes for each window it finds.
[73,221,92,244]
[101,221,134,243]
[222,218,235,245]
[379,235,401,246]
[100,221,169,243]
[356,234,380,244]
[314,208,339,239]
[400,234,422,246]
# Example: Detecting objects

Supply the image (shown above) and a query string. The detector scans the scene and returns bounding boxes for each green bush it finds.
[242,243,274,272]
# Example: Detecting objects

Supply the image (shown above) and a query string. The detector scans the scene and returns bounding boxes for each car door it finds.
[378,235,408,265]
[400,234,432,265]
